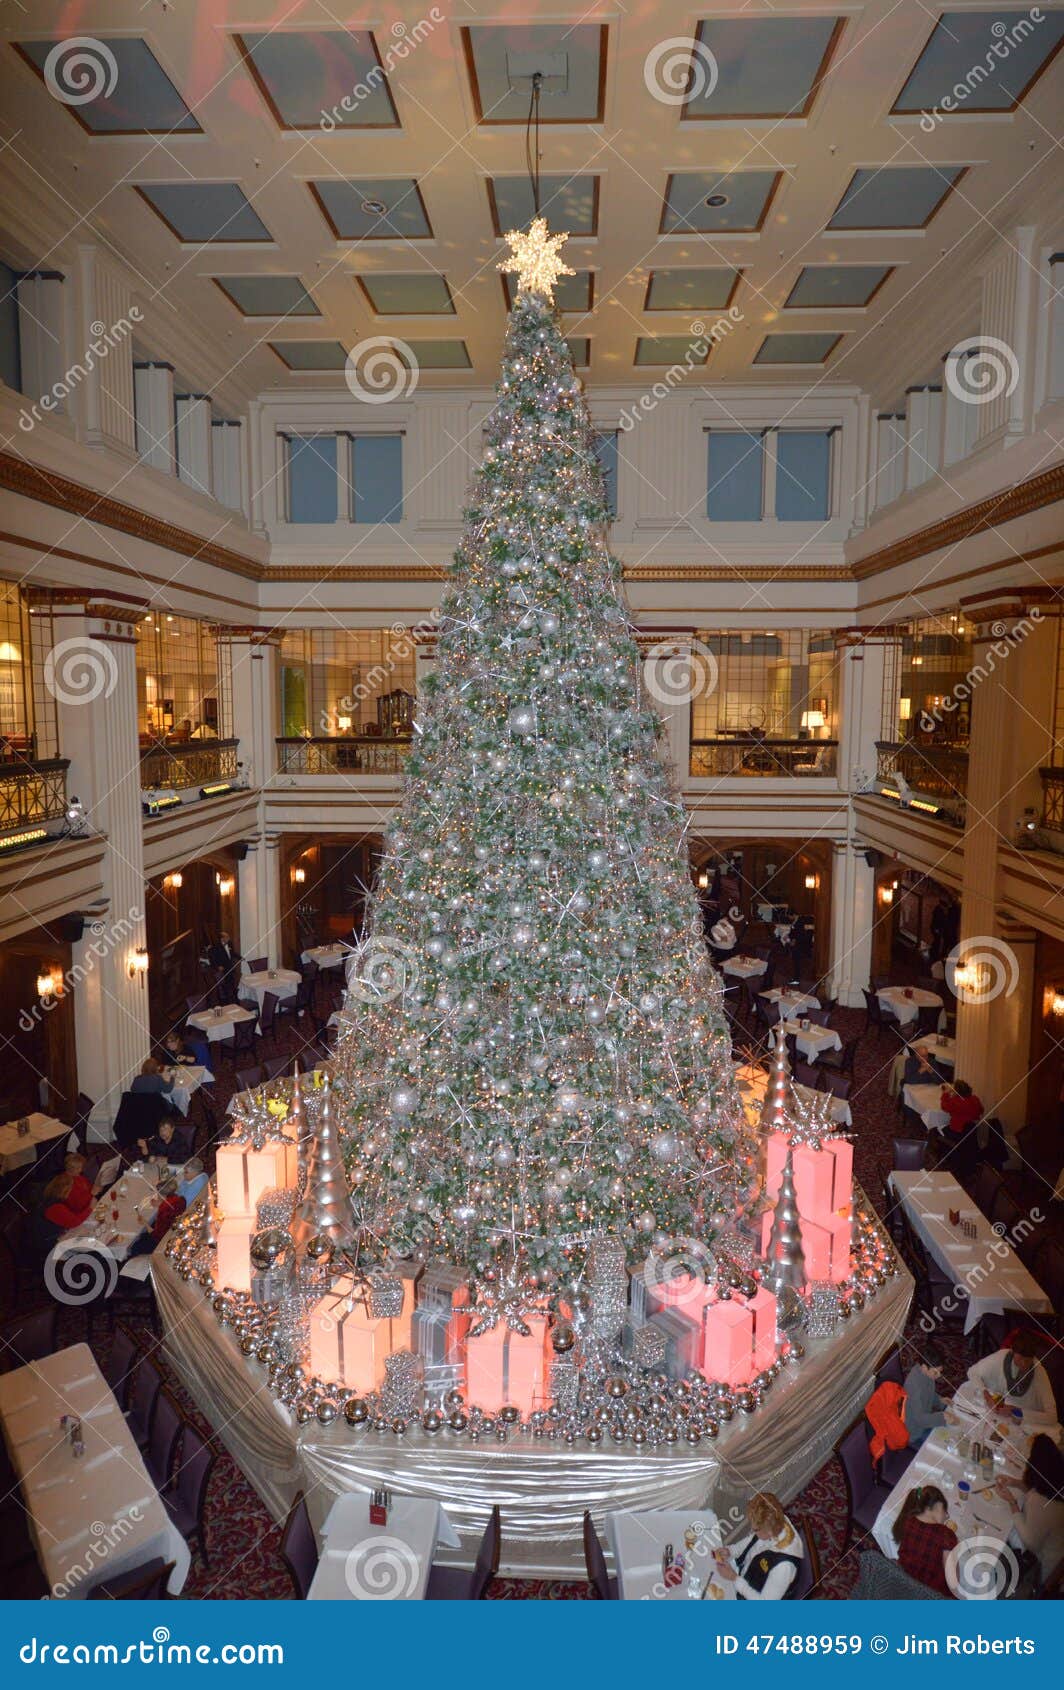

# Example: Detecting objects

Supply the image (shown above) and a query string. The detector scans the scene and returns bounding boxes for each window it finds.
[0,584,58,761]
[776,430,832,520]
[279,629,417,737]
[593,430,619,516]
[350,434,402,524]
[0,262,21,394]
[895,613,974,743]
[135,614,230,740]
[690,628,839,740]
[707,431,763,521]
[707,428,835,520]
[285,434,338,523]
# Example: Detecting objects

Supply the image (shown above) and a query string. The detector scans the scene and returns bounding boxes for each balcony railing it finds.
[139,737,239,792]
[1040,767,1064,833]
[689,738,838,779]
[0,756,69,834]
[277,735,413,776]
[875,740,968,824]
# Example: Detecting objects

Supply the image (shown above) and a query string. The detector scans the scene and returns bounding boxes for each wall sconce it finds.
[1048,989,1064,1019]
[804,873,819,891]
[697,871,709,889]
[879,883,894,905]
[36,969,61,1002]
[218,876,235,898]
[165,871,183,891]
[127,947,149,984]
[293,866,306,885]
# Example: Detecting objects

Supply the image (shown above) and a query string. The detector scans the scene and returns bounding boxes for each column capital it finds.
[834,626,903,650]
[959,586,1061,635]
[215,625,284,648]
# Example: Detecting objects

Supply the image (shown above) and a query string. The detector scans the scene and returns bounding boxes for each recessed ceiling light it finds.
[704,193,729,208]
[361,198,388,216]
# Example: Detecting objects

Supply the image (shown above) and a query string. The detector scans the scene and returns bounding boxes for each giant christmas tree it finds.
[334,221,758,1306]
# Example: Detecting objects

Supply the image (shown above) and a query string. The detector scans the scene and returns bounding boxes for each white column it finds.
[175,392,213,496]
[828,842,876,1008]
[836,631,891,793]
[639,630,693,786]
[237,831,282,966]
[940,351,978,466]
[973,225,1036,452]
[1048,253,1064,404]
[42,594,149,1130]
[873,413,905,508]
[75,245,137,456]
[211,419,245,512]
[16,272,66,418]
[904,386,942,490]
[133,361,175,472]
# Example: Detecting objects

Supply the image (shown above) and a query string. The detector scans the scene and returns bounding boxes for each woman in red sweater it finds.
[939,1079,982,1135]
[893,1485,958,1596]
[42,1169,92,1231]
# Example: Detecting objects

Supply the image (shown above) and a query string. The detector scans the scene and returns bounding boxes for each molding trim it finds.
[850,463,1064,581]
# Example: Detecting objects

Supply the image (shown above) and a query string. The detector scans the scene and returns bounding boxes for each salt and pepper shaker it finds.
[70,1418,84,1458]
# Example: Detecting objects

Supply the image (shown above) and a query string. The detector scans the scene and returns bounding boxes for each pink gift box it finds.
[215,1216,255,1293]
[701,1299,755,1388]
[465,1317,550,1415]
[765,1133,853,1225]
[216,1140,298,1219]
[308,1273,414,1392]
[645,1271,716,1323]
[801,1215,851,1284]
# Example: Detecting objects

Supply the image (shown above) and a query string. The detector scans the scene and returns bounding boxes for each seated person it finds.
[159,1029,198,1067]
[966,1329,1058,1423]
[713,1492,805,1600]
[903,1044,950,1087]
[41,1170,93,1231]
[177,1157,207,1207]
[937,1078,982,1135]
[137,1113,192,1164]
[62,1152,101,1219]
[903,1343,950,1447]
[892,1485,957,1597]
[127,1176,186,1257]
[130,1057,175,1099]
[1000,1435,1064,1588]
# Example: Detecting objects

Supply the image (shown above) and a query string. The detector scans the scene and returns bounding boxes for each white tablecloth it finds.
[792,1080,853,1129]
[760,988,820,1015]
[0,1343,189,1598]
[783,1019,841,1061]
[872,1425,1019,1598]
[165,1065,212,1117]
[187,1003,258,1043]
[605,1508,729,1600]
[0,1112,71,1174]
[239,968,300,1007]
[64,1163,178,1265]
[889,1169,1053,1334]
[889,1038,956,1097]
[308,1491,459,1600]
[903,1081,949,1130]
[879,986,943,1028]
[302,945,350,971]
[721,955,767,980]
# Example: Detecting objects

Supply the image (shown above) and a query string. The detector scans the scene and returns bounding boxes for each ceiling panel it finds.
[462,24,608,124]
[234,30,398,129]
[685,18,843,118]
[213,275,320,317]
[357,273,455,315]
[135,183,272,243]
[310,179,433,241]
[644,269,742,311]
[270,341,349,371]
[892,11,1064,113]
[503,271,594,312]
[784,265,894,308]
[660,171,781,234]
[635,336,710,367]
[754,333,843,365]
[14,37,199,133]
[488,176,599,237]
[827,166,966,229]
[566,338,591,368]
[396,340,471,370]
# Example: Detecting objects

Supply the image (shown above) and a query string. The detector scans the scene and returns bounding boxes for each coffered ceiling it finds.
[2,2,1062,406]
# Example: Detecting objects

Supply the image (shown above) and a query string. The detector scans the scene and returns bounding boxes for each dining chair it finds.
[145,1387,184,1494]
[103,1322,141,1409]
[425,1505,501,1599]
[245,957,268,974]
[804,1007,831,1027]
[0,1306,58,1372]
[891,1138,926,1173]
[236,1066,263,1094]
[793,1060,820,1091]
[220,1017,258,1065]
[582,1510,619,1599]
[262,1056,288,1082]
[162,1420,216,1568]
[836,1419,893,1549]
[124,1354,164,1451]
[279,1490,317,1598]
[820,1072,852,1102]
[852,1549,947,1599]
[88,1558,175,1600]
[258,991,279,1048]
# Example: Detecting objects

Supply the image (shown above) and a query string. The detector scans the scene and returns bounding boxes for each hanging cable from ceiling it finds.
[524,71,543,217]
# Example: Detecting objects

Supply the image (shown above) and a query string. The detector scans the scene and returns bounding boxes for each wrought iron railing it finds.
[1040,767,1064,832]
[277,736,412,776]
[139,738,239,792]
[875,740,968,824]
[0,756,69,834]
[689,738,838,779]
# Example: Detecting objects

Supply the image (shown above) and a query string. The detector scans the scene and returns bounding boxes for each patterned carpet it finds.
[6,964,1059,1600]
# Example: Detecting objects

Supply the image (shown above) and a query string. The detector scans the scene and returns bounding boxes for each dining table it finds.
[63,1161,178,1265]
[878,985,944,1029]
[902,1081,950,1131]
[872,1424,1023,1598]
[889,1035,956,1096]
[721,955,768,981]
[782,1018,842,1062]
[760,987,820,1016]
[187,1002,259,1044]
[0,1343,189,1598]
[889,1168,1053,1334]
[0,1111,71,1175]
[604,1508,730,1600]
[239,967,301,1008]
[165,1063,213,1117]
[307,1491,461,1600]
[301,944,350,971]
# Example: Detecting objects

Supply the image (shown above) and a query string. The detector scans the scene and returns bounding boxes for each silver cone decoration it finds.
[202,1189,218,1249]
[290,1073,355,1249]
[761,1019,790,1133]
[763,1146,807,1297]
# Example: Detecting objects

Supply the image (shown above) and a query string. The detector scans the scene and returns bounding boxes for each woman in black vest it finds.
[714,1493,804,1599]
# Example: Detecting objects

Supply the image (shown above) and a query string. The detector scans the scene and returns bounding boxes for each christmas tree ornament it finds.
[291,1075,355,1250]
[763,1148,807,1297]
